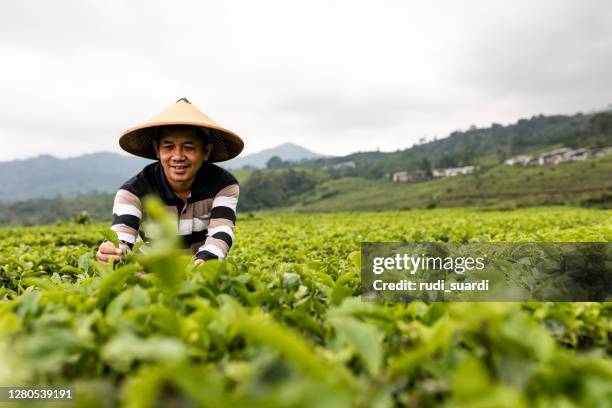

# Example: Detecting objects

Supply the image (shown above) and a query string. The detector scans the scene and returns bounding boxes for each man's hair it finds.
[154,125,212,149]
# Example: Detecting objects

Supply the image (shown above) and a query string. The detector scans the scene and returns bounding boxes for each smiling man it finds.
[96,98,244,265]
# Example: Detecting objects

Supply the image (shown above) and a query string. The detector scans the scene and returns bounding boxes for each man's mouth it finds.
[170,164,190,174]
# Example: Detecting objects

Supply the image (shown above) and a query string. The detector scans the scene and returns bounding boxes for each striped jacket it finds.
[111,161,239,261]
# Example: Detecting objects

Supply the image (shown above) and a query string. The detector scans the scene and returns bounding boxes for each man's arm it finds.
[96,189,142,263]
[110,188,142,251]
[196,183,239,262]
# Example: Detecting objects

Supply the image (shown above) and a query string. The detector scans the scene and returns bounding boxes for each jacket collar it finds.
[155,161,212,202]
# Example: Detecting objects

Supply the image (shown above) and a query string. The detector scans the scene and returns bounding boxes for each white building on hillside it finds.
[433,165,478,178]
[392,170,428,182]
[538,148,572,166]
[504,155,532,166]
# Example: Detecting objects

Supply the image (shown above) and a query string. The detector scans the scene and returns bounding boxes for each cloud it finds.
[452,1,612,109]
[0,1,611,161]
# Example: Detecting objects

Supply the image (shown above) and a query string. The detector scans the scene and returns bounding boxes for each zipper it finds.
[176,198,190,228]
[176,193,191,230]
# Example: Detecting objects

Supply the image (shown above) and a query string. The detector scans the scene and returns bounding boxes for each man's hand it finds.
[194,259,204,266]
[96,241,124,264]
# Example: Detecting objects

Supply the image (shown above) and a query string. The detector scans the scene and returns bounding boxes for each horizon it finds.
[2,1,612,162]
[0,141,327,164]
[1,107,609,164]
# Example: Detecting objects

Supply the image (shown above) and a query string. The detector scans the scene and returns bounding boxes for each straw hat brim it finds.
[119,121,244,162]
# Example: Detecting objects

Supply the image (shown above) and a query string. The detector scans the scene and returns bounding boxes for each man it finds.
[96,98,244,265]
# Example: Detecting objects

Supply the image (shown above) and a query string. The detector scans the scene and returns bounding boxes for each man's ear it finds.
[203,143,213,160]
[152,140,160,159]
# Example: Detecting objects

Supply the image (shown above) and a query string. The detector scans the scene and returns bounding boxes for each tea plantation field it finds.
[0,206,611,407]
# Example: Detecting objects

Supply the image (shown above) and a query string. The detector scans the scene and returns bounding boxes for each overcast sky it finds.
[1,1,611,162]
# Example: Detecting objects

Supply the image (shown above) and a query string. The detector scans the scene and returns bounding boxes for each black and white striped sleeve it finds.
[196,183,239,261]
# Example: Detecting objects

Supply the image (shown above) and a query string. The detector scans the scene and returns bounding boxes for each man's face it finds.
[153,128,212,186]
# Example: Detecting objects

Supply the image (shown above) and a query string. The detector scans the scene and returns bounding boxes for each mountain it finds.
[0,142,326,202]
[222,142,328,169]
[3,153,609,225]
[1,111,610,206]
[297,111,612,177]
[0,153,153,202]
[233,110,612,212]
[1,110,611,222]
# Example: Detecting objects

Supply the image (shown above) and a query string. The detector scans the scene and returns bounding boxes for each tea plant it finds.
[0,206,610,407]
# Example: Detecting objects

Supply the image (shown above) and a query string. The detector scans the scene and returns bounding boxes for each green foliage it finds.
[296,155,612,212]
[0,193,115,226]
[266,155,290,169]
[240,168,323,211]
[0,207,611,406]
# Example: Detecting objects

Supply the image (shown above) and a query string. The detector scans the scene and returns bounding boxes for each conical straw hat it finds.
[119,98,244,162]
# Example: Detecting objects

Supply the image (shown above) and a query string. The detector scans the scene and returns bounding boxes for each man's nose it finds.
[171,146,186,160]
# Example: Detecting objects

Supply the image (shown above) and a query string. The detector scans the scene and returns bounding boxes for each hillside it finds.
[0,170,252,226]
[0,153,153,202]
[1,154,610,226]
[300,111,612,177]
[1,110,611,224]
[292,155,612,212]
